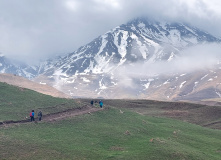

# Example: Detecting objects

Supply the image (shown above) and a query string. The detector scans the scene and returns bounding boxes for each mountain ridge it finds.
[1,18,221,101]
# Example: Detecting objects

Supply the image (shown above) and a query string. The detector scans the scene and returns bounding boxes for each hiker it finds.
[38,110,42,121]
[90,100,94,106]
[30,110,35,121]
[99,100,103,108]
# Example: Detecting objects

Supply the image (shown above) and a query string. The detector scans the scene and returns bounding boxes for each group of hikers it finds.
[90,100,103,108]
[30,110,42,122]
[29,100,103,122]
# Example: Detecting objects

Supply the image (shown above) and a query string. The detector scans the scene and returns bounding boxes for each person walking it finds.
[99,100,103,108]
[30,110,35,121]
[90,100,94,106]
[38,110,42,121]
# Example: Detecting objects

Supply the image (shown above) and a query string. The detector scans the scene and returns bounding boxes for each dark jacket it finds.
[38,111,42,117]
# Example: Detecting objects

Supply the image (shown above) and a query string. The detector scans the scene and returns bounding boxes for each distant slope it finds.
[0,73,70,98]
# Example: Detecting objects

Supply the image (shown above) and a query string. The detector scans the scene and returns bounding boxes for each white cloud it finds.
[115,43,221,79]
[0,0,221,64]
[65,0,80,12]
[93,0,122,10]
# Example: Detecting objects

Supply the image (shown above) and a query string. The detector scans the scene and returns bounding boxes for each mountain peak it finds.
[1,18,221,101]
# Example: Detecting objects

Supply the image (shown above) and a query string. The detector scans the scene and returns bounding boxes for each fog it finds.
[115,43,221,80]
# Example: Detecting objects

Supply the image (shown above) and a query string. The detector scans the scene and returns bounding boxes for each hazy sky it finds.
[0,0,221,64]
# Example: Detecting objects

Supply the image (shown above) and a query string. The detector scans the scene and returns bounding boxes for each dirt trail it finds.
[203,121,221,127]
[43,105,102,122]
[0,105,102,127]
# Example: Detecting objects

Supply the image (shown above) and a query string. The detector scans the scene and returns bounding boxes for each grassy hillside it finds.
[0,83,221,159]
[0,82,79,121]
[87,99,221,129]
[0,108,221,160]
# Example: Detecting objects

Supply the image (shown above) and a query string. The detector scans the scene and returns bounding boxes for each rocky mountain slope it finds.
[0,54,39,79]
[33,18,221,101]
[1,18,221,101]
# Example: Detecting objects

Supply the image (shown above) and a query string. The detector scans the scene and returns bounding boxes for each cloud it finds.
[112,43,221,89]
[0,0,221,64]
[65,0,80,12]
[93,0,122,10]
[115,43,221,78]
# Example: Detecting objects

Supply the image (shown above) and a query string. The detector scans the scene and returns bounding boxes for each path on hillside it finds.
[43,105,102,122]
[0,105,103,127]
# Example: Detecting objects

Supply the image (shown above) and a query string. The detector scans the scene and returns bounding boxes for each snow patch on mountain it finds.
[201,74,208,80]
[81,77,90,82]
[180,81,186,88]
[2,18,221,101]
[143,78,154,90]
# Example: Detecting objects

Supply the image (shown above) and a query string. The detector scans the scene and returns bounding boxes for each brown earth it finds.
[0,73,70,98]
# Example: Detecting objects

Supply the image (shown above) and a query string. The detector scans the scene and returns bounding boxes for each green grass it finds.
[1,83,221,159]
[0,82,80,121]
[90,99,221,129]
[0,108,220,160]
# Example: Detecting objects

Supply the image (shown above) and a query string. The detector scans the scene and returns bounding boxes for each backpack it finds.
[30,112,32,117]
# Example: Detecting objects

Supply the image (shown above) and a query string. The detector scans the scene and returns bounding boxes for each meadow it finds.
[1,107,221,160]
[0,82,221,159]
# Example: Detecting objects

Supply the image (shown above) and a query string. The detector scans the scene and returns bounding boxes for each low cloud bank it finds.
[114,43,221,83]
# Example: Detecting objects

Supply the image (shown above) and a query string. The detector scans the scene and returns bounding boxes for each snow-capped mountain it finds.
[0,54,17,74]
[37,18,220,76]
[0,54,38,79]
[31,18,221,101]
[1,18,221,101]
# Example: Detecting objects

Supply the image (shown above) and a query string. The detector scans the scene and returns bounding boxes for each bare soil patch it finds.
[110,146,124,151]
[163,110,189,117]
[43,105,101,122]
[203,121,221,127]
